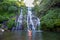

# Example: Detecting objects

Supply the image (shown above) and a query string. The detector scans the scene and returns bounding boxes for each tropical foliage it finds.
[0,0,26,30]
[33,0,60,31]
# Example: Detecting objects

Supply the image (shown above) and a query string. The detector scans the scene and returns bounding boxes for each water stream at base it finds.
[0,31,60,40]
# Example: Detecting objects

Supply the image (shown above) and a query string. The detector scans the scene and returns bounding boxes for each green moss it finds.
[0,15,9,23]
[8,6,17,13]
[7,18,16,29]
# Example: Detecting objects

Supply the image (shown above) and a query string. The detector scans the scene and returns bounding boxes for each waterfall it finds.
[14,7,40,31]
[27,7,40,31]
[16,8,23,30]
[27,7,35,30]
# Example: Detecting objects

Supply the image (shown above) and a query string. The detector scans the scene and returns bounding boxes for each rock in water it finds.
[0,28,4,32]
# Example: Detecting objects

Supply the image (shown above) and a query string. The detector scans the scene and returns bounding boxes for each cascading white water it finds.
[27,7,35,30]
[27,7,40,31]
[15,7,40,31]
[16,8,23,30]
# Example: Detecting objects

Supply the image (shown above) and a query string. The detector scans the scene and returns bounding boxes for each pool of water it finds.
[0,31,60,40]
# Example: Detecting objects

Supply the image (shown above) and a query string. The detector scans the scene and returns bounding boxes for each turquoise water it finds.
[0,31,60,40]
